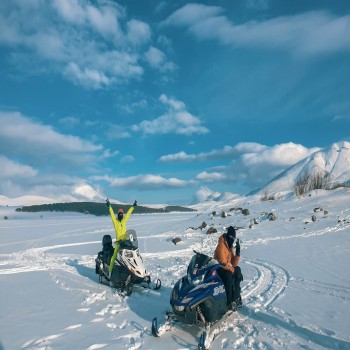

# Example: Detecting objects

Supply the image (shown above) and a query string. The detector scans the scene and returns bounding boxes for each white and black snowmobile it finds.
[95,229,161,296]
[151,251,242,349]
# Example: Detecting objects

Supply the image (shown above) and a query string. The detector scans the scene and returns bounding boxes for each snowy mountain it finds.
[0,184,119,207]
[251,141,350,196]
[0,195,57,207]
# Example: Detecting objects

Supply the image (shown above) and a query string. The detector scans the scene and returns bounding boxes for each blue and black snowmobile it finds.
[152,250,241,349]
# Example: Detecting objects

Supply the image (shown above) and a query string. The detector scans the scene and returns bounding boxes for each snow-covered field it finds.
[1,189,350,350]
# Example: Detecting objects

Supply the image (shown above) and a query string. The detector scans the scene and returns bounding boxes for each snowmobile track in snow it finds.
[242,257,290,310]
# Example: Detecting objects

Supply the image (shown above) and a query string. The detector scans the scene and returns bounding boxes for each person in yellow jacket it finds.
[106,198,137,278]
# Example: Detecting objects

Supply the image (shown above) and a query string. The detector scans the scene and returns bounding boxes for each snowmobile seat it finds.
[102,235,114,265]
[102,234,112,247]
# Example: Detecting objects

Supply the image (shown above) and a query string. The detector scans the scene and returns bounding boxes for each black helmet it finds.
[225,226,236,248]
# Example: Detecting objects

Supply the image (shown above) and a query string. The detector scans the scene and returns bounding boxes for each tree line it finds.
[15,202,196,216]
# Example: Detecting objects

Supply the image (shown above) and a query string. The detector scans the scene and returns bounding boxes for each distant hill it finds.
[15,202,196,216]
[0,195,58,207]
[250,141,350,196]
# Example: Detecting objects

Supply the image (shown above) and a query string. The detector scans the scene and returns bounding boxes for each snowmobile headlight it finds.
[124,250,133,258]
[192,274,205,286]
[174,305,185,312]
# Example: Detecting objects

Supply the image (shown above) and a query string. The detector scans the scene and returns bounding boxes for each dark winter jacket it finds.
[213,234,240,273]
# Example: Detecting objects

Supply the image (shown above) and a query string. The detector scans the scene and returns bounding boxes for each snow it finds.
[1,188,350,350]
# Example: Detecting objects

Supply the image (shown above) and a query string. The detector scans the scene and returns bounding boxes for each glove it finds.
[106,199,111,208]
[133,200,137,207]
[236,238,241,256]
[228,265,235,273]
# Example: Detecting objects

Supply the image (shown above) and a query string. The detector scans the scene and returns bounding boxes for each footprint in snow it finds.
[77,307,90,312]
[96,304,113,316]
[221,338,229,348]
[106,322,118,329]
[86,344,108,350]
[119,320,128,329]
[22,333,65,348]
[63,324,82,330]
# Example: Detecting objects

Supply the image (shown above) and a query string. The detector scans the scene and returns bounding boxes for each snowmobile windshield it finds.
[120,229,138,249]
[119,240,137,250]
[188,253,212,273]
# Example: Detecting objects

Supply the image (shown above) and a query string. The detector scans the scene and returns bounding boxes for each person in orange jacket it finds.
[214,226,243,310]
[106,198,137,279]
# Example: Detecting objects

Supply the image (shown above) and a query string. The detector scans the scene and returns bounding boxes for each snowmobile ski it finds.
[152,311,178,337]
[198,309,235,350]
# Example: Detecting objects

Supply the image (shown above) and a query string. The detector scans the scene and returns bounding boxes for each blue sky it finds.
[1,0,349,205]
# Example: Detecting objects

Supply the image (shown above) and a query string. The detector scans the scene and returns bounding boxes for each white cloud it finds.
[0,168,101,200]
[163,5,350,56]
[0,1,153,89]
[144,47,176,72]
[53,0,124,39]
[64,62,111,89]
[161,3,223,27]
[86,3,121,39]
[102,149,120,159]
[162,142,320,190]
[159,151,195,163]
[127,19,151,46]
[0,156,37,179]
[159,143,266,163]
[94,174,194,190]
[132,94,208,136]
[52,0,87,24]
[0,111,103,165]
[159,94,185,110]
[145,47,165,67]
[196,171,226,182]
[122,99,148,114]
[105,124,131,140]
[0,110,109,199]
[241,142,319,167]
[120,155,135,164]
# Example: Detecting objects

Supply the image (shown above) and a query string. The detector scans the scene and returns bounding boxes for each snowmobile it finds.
[95,229,161,296]
[152,251,241,350]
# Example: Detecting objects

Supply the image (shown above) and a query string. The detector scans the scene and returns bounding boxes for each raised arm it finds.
[106,199,118,232]
[124,205,135,222]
